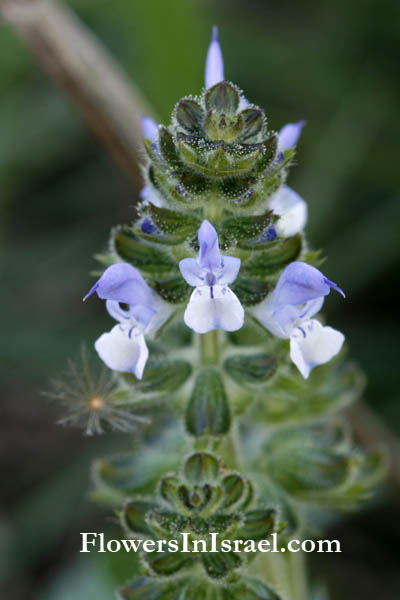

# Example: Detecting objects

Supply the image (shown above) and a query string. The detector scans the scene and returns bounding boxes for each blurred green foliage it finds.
[1,0,399,598]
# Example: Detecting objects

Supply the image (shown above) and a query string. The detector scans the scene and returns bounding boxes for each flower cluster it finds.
[84,27,345,381]
[75,25,387,600]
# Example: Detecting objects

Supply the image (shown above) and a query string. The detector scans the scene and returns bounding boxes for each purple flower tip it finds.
[265,226,277,241]
[324,277,346,298]
[141,115,158,141]
[141,217,158,235]
[278,120,306,151]
[83,283,98,302]
[205,26,224,89]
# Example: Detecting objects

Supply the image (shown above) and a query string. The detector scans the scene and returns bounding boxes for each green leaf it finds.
[242,235,302,279]
[228,576,282,600]
[118,576,180,600]
[176,98,204,133]
[159,475,181,506]
[92,427,183,499]
[113,228,177,276]
[228,318,273,346]
[252,135,278,175]
[184,452,220,484]
[205,81,240,115]
[218,176,254,202]
[224,354,278,387]
[185,582,221,600]
[122,499,156,535]
[146,549,194,576]
[179,169,211,194]
[186,368,230,436]
[159,126,181,169]
[238,509,276,541]
[153,277,191,303]
[131,359,192,394]
[202,550,242,579]
[147,510,188,534]
[220,474,245,509]
[241,236,302,278]
[266,425,352,498]
[322,449,387,508]
[148,203,201,237]
[240,108,265,140]
[231,277,271,305]
[220,210,273,242]
[254,361,365,425]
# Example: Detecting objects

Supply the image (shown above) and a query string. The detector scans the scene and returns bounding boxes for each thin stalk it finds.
[199,330,220,365]
[288,549,309,600]
[255,545,309,600]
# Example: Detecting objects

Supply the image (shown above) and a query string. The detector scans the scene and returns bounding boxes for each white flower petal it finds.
[252,299,296,338]
[95,324,149,379]
[269,185,308,237]
[141,116,158,141]
[184,284,244,334]
[179,257,206,287]
[219,256,241,285]
[278,121,305,151]
[290,319,345,379]
[140,185,165,208]
[144,301,173,335]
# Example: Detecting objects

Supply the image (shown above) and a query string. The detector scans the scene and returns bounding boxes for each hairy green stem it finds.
[255,545,309,600]
[199,330,220,365]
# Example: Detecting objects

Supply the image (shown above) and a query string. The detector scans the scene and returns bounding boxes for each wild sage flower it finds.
[141,115,158,141]
[253,261,345,378]
[268,185,308,238]
[84,263,171,378]
[278,120,305,151]
[179,220,244,334]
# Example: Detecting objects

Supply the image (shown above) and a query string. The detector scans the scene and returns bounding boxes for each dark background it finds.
[1,0,399,598]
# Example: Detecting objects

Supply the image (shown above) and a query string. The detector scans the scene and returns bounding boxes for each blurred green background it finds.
[1,0,399,598]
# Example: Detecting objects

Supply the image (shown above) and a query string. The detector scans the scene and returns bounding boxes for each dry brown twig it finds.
[0,0,154,187]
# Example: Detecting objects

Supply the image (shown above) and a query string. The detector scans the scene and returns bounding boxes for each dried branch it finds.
[0,0,154,187]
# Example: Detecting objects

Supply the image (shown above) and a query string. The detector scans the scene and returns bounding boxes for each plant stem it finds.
[199,330,220,365]
[254,549,309,600]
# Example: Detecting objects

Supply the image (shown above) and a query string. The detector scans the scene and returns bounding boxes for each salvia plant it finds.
[55,27,386,600]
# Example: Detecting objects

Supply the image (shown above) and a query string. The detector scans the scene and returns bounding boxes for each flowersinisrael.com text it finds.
[80,532,341,554]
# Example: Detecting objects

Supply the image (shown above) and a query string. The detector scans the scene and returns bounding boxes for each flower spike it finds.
[205,26,225,89]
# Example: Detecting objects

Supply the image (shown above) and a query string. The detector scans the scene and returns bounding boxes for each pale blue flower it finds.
[139,184,164,208]
[253,262,345,378]
[205,26,224,89]
[179,220,244,334]
[268,185,308,237]
[278,120,305,151]
[141,115,158,141]
[84,263,171,379]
